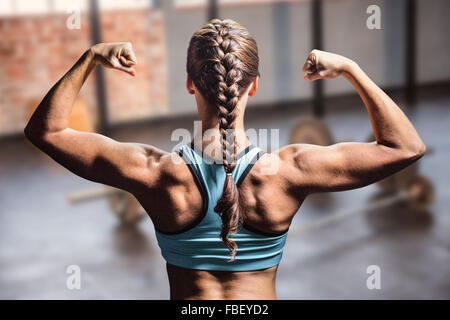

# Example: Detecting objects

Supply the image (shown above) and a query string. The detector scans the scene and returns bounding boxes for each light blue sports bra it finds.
[154,142,288,271]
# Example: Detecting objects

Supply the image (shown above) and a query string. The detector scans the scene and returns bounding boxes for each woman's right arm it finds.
[24,43,168,193]
[278,50,426,194]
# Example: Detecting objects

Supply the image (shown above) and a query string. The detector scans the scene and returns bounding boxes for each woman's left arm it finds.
[24,43,167,192]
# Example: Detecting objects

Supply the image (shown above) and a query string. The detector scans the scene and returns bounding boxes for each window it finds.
[174,0,306,10]
[0,0,153,16]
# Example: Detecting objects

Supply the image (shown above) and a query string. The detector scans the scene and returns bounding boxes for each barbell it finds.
[289,174,434,236]
[68,187,145,225]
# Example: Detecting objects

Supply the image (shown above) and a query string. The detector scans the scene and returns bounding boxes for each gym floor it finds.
[1,90,449,299]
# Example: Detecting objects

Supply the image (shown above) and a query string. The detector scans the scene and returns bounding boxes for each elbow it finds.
[23,124,34,143]
[24,123,45,147]
[417,141,427,158]
[413,138,427,159]
[403,140,427,162]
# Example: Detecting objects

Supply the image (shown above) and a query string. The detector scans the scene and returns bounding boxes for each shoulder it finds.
[239,149,300,188]
[124,144,189,188]
[276,143,314,164]
[238,149,306,231]
[275,143,327,174]
[259,144,318,195]
[148,147,194,187]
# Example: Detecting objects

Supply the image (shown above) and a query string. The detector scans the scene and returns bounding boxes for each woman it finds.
[24,19,426,299]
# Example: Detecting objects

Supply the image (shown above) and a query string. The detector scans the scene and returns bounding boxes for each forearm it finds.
[342,61,426,155]
[25,49,97,139]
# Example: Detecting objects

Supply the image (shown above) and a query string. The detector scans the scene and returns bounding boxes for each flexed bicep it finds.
[23,42,165,192]
[278,141,423,194]
[281,49,426,194]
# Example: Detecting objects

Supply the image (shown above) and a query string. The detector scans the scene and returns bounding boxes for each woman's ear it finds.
[248,76,258,97]
[186,74,195,95]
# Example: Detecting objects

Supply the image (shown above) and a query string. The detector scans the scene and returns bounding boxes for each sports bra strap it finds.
[236,148,265,187]
[178,142,265,188]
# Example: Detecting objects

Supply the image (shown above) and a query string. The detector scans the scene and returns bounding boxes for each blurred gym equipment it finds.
[67,187,145,224]
[290,173,434,236]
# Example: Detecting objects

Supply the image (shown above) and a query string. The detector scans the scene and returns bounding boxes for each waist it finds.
[166,262,278,300]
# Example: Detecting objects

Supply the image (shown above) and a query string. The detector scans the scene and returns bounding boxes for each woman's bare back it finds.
[131,149,302,300]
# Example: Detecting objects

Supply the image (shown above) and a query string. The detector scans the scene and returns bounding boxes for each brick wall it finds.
[101,9,168,124]
[0,9,168,136]
[0,13,96,136]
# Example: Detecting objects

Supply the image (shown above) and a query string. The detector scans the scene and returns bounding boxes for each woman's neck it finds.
[191,122,251,160]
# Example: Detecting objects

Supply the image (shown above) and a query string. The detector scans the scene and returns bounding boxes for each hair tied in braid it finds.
[186,19,260,261]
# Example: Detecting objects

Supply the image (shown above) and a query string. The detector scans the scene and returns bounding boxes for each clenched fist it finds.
[302,49,354,81]
[91,42,138,77]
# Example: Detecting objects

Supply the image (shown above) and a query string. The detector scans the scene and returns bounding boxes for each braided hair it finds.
[186,19,260,261]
